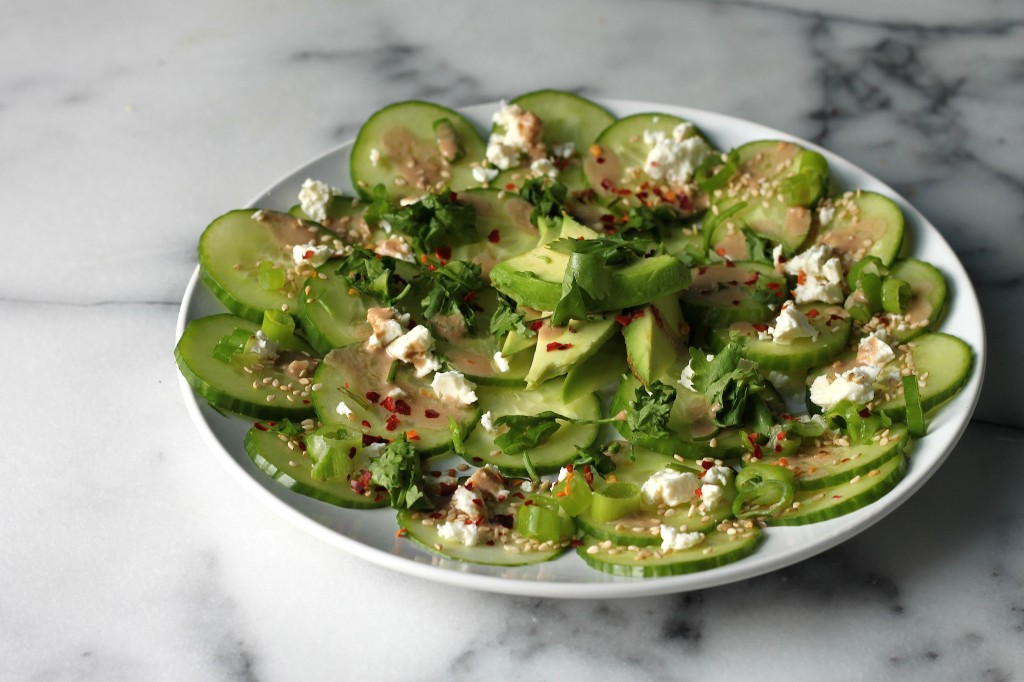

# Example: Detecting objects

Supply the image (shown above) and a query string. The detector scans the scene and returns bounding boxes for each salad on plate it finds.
[175,90,974,578]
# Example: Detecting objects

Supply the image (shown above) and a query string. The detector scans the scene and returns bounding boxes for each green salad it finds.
[175,90,974,578]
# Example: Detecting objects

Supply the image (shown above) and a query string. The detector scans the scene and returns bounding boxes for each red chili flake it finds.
[694,488,703,497]
[636,191,648,200]
[524,499,535,506]
[429,512,444,519]
[777,254,788,263]
[487,229,501,243]
[858,407,872,418]
[348,447,358,459]
[775,444,783,452]
[424,409,439,419]
[303,249,315,260]
[766,282,781,290]
[297,440,306,451]
[529,319,544,332]
[830,313,844,321]
[701,460,715,470]
[797,271,807,285]
[546,342,573,351]
[832,495,843,499]
[302,400,310,404]
[777,431,786,440]
[732,299,740,306]
[362,434,386,446]
[605,227,617,235]
[435,246,452,261]
[746,433,759,445]
[463,290,477,303]
[752,444,763,459]
[614,308,645,326]
[427,264,437,271]
[778,457,789,466]
[405,429,420,441]
[596,157,606,164]
[752,323,769,333]
[697,266,708,276]
[361,419,371,428]
[253,422,268,431]
[600,178,614,190]
[381,396,396,412]
[365,391,381,404]
[385,414,400,431]
[395,528,408,538]
[395,399,412,415]
[599,214,614,224]
[725,259,736,268]
[806,309,820,319]
[505,183,517,191]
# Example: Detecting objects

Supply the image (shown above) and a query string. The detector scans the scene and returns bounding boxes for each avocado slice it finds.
[489,216,692,312]
[560,335,628,404]
[622,295,689,386]
[524,316,618,387]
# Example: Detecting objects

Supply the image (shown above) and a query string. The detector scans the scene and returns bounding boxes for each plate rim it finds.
[175,98,986,598]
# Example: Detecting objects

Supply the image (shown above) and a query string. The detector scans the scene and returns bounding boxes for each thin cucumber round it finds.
[199,209,330,323]
[174,314,318,420]
[296,265,374,356]
[815,191,904,267]
[451,188,539,280]
[711,304,852,372]
[397,510,567,566]
[311,345,479,456]
[758,423,909,490]
[884,258,948,342]
[244,425,388,509]
[351,101,485,199]
[682,261,788,329]
[766,452,907,526]
[875,332,974,420]
[460,381,601,475]
[577,526,762,578]
[440,335,532,388]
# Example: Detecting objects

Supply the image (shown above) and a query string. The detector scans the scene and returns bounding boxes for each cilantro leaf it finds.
[741,226,775,265]
[335,246,410,305]
[419,259,484,326]
[688,338,769,428]
[570,442,624,476]
[489,293,536,343]
[368,435,431,510]
[627,380,677,440]
[618,203,690,239]
[519,178,570,226]
[381,190,477,254]
[493,411,566,455]
[361,183,393,226]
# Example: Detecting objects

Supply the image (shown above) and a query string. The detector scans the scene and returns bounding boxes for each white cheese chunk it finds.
[250,330,279,361]
[492,352,511,373]
[385,325,441,377]
[642,123,713,187]
[451,485,484,520]
[335,401,353,418]
[809,366,877,410]
[431,370,478,405]
[297,178,338,223]
[771,301,819,344]
[641,469,700,508]
[471,166,499,184]
[480,410,496,434]
[857,333,896,368]
[659,526,705,553]
[437,520,480,546]
[365,307,410,351]
[291,241,334,268]
[783,244,845,304]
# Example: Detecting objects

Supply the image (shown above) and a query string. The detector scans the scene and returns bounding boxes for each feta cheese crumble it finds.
[471,166,499,184]
[809,366,877,410]
[857,332,896,368]
[782,244,844,304]
[642,123,713,187]
[385,325,441,377]
[292,241,334,268]
[373,235,415,262]
[431,370,478,405]
[250,330,279,361]
[770,301,819,344]
[699,465,734,512]
[297,178,338,223]
[485,101,544,170]
[659,526,705,553]
[335,401,353,418]
[451,485,484,520]
[768,370,808,415]
[480,410,496,434]
[365,307,410,351]
[437,520,480,546]
[641,468,700,508]
[492,352,511,373]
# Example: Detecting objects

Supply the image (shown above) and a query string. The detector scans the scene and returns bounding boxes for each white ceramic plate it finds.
[176,99,985,598]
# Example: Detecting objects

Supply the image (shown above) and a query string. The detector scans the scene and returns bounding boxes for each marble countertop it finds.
[3,0,1022,679]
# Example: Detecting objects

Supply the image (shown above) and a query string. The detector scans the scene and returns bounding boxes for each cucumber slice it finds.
[708,140,829,256]
[441,334,532,388]
[758,423,909,490]
[460,381,601,475]
[711,304,852,372]
[681,261,787,329]
[288,193,378,240]
[489,90,616,192]
[174,314,318,420]
[296,265,374,356]
[577,525,762,578]
[766,451,907,525]
[351,101,486,199]
[584,112,713,216]
[875,332,974,420]
[450,189,539,279]
[397,510,567,566]
[883,259,948,342]
[199,209,330,322]
[815,191,904,267]
[311,345,479,456]
[243,425,388,509]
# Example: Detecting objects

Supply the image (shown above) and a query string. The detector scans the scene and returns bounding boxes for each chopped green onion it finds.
[589,481,641,522]
[780,168,825,206]
[902,374,926,438]
[694,150,738,192]
[261,309,295,343]
[515,494,570,542]
[448,417,466,456]
[858,272,884,313]
[258,260,286,290]
[882,277,912,314]
[789,417,825,438]
[307,428,360,481]
[552,468,594,516]
[732,463,795,518]
[824,400,891,445]
[212,328,253,363]
[846,256,887,290]
[386,359,399,383]
[521,451,540,484]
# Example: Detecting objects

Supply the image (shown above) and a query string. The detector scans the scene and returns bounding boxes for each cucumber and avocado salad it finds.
[176,91,975,580]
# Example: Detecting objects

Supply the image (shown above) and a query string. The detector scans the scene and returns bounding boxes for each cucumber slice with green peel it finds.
[708,140,829,257]
[882,259,948,342]
[350,101,486,200]
[583,112,714,216]
[577,526,762,578]
[396,510,567,566]
[440,335,532,388]
[460,381,601,475]
[814,191,904,267]
[199,209,331,322]
[174,314,318,420]
[243,425,388,509]
[711,304,852,372]
[296,265,374,356]
[560,335,628,404]
[311,345,479,456]
[682,261,787,330]
[766,452,907,526]
[488,90,616,192]
[448,189,539,279]
[874,332,974,421]
[758,423,909,490]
